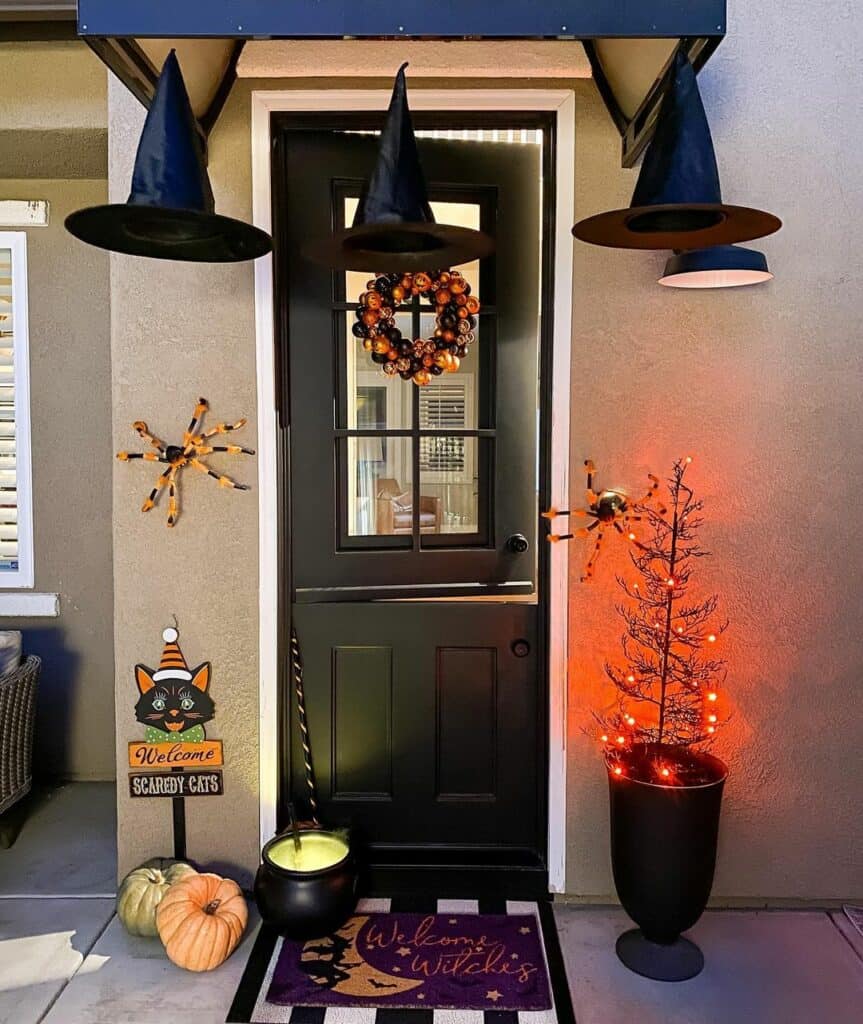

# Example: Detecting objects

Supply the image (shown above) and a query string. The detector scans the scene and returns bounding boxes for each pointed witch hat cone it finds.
[66,51,271,263]
[304,63,493,270]
[573,50,781,250]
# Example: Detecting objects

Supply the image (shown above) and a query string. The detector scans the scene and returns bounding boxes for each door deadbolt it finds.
[511,639,531,658]
[505,533,529,554]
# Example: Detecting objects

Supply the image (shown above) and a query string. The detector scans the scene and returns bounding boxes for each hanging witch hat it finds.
[66,51,271,263]
[573,50,781,250]
[304,63,493,271]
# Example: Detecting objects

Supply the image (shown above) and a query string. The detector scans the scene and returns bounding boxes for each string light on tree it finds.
[596,456,728,785]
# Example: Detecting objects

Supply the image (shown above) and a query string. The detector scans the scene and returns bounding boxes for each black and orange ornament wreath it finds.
[116,398,254,527]
[353,269,480,385]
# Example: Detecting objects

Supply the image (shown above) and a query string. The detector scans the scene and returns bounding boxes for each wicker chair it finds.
[0,655,40,815]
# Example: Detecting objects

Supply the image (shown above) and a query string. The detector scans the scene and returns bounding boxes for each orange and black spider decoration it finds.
[543,459,665,581]
[116,398,254,527]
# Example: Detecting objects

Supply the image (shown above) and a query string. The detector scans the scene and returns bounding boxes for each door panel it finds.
[291,602,540,850]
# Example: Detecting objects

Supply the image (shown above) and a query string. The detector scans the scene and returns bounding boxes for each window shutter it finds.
[0,249,19,571]
[419,380,467,475]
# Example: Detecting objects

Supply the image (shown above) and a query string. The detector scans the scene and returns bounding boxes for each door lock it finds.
[511,639,531,658]
[505,533,529,554]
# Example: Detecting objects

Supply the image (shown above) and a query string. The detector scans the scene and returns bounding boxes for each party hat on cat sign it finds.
[154,626,192,682]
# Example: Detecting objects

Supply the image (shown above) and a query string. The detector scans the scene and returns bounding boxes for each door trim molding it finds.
[252,87,573,892]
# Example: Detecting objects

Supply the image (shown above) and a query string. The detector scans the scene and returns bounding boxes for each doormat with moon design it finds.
[227,898,577,1024]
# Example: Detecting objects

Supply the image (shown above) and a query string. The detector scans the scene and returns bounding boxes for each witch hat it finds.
[304,63,493,271]
[573,50,781,250]
[66,51,271,263]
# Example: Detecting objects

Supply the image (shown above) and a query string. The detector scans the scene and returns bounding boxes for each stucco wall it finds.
[0,42,107,131]
[111,4,863,897]
[0,178,114,780]
[567,3,863,901]
[0,42,114,781]
[109,77,261,881]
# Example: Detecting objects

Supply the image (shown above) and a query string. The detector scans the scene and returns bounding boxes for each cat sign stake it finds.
[127,624,224,860]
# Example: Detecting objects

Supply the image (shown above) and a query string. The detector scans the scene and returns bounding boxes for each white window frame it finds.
[0,232,34,589]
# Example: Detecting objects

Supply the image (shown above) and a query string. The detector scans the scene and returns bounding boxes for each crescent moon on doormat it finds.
[301,916,423,998]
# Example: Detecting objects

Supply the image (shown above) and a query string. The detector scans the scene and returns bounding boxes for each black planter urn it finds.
[609,749,727,981]
[254,828,358,939]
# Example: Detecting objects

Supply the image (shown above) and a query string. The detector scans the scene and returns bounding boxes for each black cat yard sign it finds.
[127,625,224,856]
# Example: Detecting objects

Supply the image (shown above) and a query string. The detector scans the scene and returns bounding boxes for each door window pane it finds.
[345,436,413,537]
[428,200,481,287]
[343,197,481,298]
[419,436,481,536]
[345,312,412,429]
[419,314,481,428]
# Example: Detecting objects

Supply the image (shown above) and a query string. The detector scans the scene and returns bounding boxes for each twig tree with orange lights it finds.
[599,457,727,784]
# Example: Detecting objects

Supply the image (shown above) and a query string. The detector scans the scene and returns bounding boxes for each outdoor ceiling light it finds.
[573,50,781,251]
[659,245,773,288]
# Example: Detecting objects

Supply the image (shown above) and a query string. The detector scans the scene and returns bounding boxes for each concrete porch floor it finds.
[0,784,861,1024]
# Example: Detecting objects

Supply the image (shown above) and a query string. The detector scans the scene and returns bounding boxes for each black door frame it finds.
[270,108,559,893]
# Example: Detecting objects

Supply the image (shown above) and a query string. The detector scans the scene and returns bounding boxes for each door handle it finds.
[511,639,531,658]
[505,533,529,554]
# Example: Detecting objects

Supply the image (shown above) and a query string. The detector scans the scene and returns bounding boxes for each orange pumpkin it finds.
[156,872,247,971]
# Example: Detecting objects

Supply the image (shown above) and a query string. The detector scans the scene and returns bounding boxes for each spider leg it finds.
[132,421,166,452]
[581,524,606,582]
[636,473,667,512]
[193,418,248,443]
[549,517,598,544]
[183,398,209,446]
[117,451,167,463]
[584,459,596,494]
[141,465,174,513]
[192,443,256,456]
[189,457,250,491]
[166,467,180,528]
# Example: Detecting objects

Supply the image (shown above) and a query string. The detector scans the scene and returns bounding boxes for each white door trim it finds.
[252,88,573,892]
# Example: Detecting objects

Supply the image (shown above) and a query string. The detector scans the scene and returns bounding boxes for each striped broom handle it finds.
[290,626,319,826]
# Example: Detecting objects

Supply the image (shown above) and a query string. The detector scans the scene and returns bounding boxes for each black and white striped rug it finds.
[227,898,575,1024]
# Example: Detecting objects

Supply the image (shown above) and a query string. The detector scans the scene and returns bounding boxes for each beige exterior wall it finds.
[110,1,863,898]
[1,178,115,780]
[9,180,114,778]
[109,76,261,880]
[0,42,113,781]
[0,42,107,132]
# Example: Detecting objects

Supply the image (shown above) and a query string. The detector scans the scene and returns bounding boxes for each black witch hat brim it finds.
[303,220,494,271]
[573,202,782,250]
[65,50,272,263]
[65,204,273,263]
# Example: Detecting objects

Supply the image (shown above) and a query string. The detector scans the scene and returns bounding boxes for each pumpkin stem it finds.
[204,899,222,915]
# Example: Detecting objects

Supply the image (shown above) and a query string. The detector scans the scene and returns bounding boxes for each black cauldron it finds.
[609,748,727,981]
[254,828,358,939]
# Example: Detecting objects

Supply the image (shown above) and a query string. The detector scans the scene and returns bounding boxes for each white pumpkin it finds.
[117,858,198,937]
